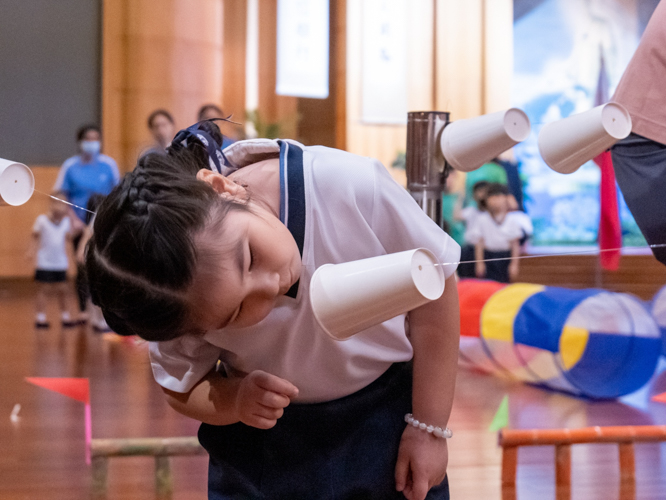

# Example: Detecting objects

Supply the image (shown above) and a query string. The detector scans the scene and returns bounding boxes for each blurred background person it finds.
[144,108,176,155]
[468,183,522,283]
[197,103,238,147]
[455,181,489,278]
[507,194,533,250]
[27,192,82,328]
[53,124,119,323]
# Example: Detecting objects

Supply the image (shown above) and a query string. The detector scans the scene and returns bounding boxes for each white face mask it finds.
[80,140,101,156]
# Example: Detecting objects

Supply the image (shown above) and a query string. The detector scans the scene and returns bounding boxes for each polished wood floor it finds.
[2,280,666,499]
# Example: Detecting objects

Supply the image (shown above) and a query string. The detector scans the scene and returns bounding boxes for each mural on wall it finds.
[512,0,659,247]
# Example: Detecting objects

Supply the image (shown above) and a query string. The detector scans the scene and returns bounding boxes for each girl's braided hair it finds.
[86,121,246,341]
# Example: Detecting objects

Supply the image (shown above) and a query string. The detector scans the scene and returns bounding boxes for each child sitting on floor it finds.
[85,121,461,500]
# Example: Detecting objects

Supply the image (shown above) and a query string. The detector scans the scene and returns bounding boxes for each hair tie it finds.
[172,122,231,175]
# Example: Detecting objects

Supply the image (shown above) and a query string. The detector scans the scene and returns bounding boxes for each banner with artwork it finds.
[512,0,659,247]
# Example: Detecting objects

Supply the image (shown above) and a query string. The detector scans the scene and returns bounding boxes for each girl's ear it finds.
[196,169,246,200]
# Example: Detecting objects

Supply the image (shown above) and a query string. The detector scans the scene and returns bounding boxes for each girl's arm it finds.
[474,239,486,278]
[452,195,465,222]
[395,274,460,500]
[162,367,298,429]
[508,238,520,281]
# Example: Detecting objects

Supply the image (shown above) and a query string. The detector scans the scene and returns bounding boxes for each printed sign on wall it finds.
[276,0,330,99]
[361,0,407,124]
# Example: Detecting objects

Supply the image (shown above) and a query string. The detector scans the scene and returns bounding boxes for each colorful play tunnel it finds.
[458,279,662,399]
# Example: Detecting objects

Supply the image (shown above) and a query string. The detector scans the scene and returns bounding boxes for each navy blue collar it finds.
[278,141,305,299]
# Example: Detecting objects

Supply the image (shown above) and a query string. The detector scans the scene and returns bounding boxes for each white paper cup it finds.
[538,103,632,174]
[440,108,531,172]
[0,158,34,206]
[310,248,445,341]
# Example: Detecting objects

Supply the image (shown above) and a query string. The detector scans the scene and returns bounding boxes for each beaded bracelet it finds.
[404,413,453,439]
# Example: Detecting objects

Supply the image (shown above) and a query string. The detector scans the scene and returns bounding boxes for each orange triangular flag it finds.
[25,377,89,404]
[651,392,666,404]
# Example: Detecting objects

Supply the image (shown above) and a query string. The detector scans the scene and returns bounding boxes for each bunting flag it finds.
[651,392,666,404]
[25,377,89,403]
[594,51,622,270]
[26,377,92,464]
[489,395,509,432]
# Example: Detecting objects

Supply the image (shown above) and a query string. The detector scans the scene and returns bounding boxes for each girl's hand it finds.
[395,425,448,500]
[235,370,299,429]
[475,261,486,278]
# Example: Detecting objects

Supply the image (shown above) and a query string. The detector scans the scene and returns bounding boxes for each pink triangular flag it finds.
[651,392,666,404]
[25,377,89,404]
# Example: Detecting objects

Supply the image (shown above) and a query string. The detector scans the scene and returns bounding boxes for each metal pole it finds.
[406,111,451,228]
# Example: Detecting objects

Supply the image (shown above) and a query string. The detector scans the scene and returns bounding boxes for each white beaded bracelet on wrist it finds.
[404,413,453,439]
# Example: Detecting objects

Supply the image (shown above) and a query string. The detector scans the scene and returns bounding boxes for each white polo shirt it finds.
[149,139,460,403]
[33,215,71,271]
[466,211,522,251]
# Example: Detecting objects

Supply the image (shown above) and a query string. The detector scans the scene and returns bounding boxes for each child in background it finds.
[28,194,81,328]
[468,183,522,283]
[86,121,460,500]
[455,180,489,278]
[507,194,533,250]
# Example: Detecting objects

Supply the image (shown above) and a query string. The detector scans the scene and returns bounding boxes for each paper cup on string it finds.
[0,158,34,206]
[538,103,632,174]
[440,108,531,172]
[310,248,445,341]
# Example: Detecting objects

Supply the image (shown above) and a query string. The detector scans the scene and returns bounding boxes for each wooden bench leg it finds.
[91,456,108,499]
[502,446,518,487]
[618,442,636,500]
[155,455,173,498]
[555,444,571,500]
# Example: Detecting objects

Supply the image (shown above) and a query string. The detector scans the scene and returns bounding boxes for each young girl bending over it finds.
[86,122,461,500]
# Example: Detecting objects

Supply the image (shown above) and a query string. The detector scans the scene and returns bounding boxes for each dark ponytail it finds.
[86,121,245,341]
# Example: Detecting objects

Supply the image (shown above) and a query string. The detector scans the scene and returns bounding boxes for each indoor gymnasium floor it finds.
[2,280,666,500]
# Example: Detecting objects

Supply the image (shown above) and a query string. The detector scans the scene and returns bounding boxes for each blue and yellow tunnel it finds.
[458,280,662,399]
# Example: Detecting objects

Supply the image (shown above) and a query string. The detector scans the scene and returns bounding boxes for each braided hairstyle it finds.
[86,121,246,341]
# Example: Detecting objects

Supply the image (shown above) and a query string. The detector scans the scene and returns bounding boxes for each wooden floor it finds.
[2,279,666,499]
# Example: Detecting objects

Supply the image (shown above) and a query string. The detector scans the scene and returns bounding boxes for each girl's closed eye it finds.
[249,246,255,271]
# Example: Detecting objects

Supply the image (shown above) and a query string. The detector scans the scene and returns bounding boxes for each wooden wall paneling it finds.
[435,0,484,120]
[257,0,298,138]
[482,0,513,113]
[102,0,127,171]
[222,0,248,123]
[103,0,224,171]
[345,0,434,174]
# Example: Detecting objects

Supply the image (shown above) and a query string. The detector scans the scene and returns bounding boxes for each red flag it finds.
[594,52,622,270]
[651,391,666,404]
[25,377,90,404]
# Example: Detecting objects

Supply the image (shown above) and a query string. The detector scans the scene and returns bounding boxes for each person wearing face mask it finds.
[53,124,120,221]
[53,124,120,324]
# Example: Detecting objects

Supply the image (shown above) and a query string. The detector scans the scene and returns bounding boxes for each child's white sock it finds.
[36,313,47,324]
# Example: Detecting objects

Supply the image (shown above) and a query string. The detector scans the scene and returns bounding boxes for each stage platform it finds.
[2,280,666,499]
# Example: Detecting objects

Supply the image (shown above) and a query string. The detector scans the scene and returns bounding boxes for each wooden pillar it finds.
[333,0,346,151]
[102,0,224,172]
[222,0,247,122]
